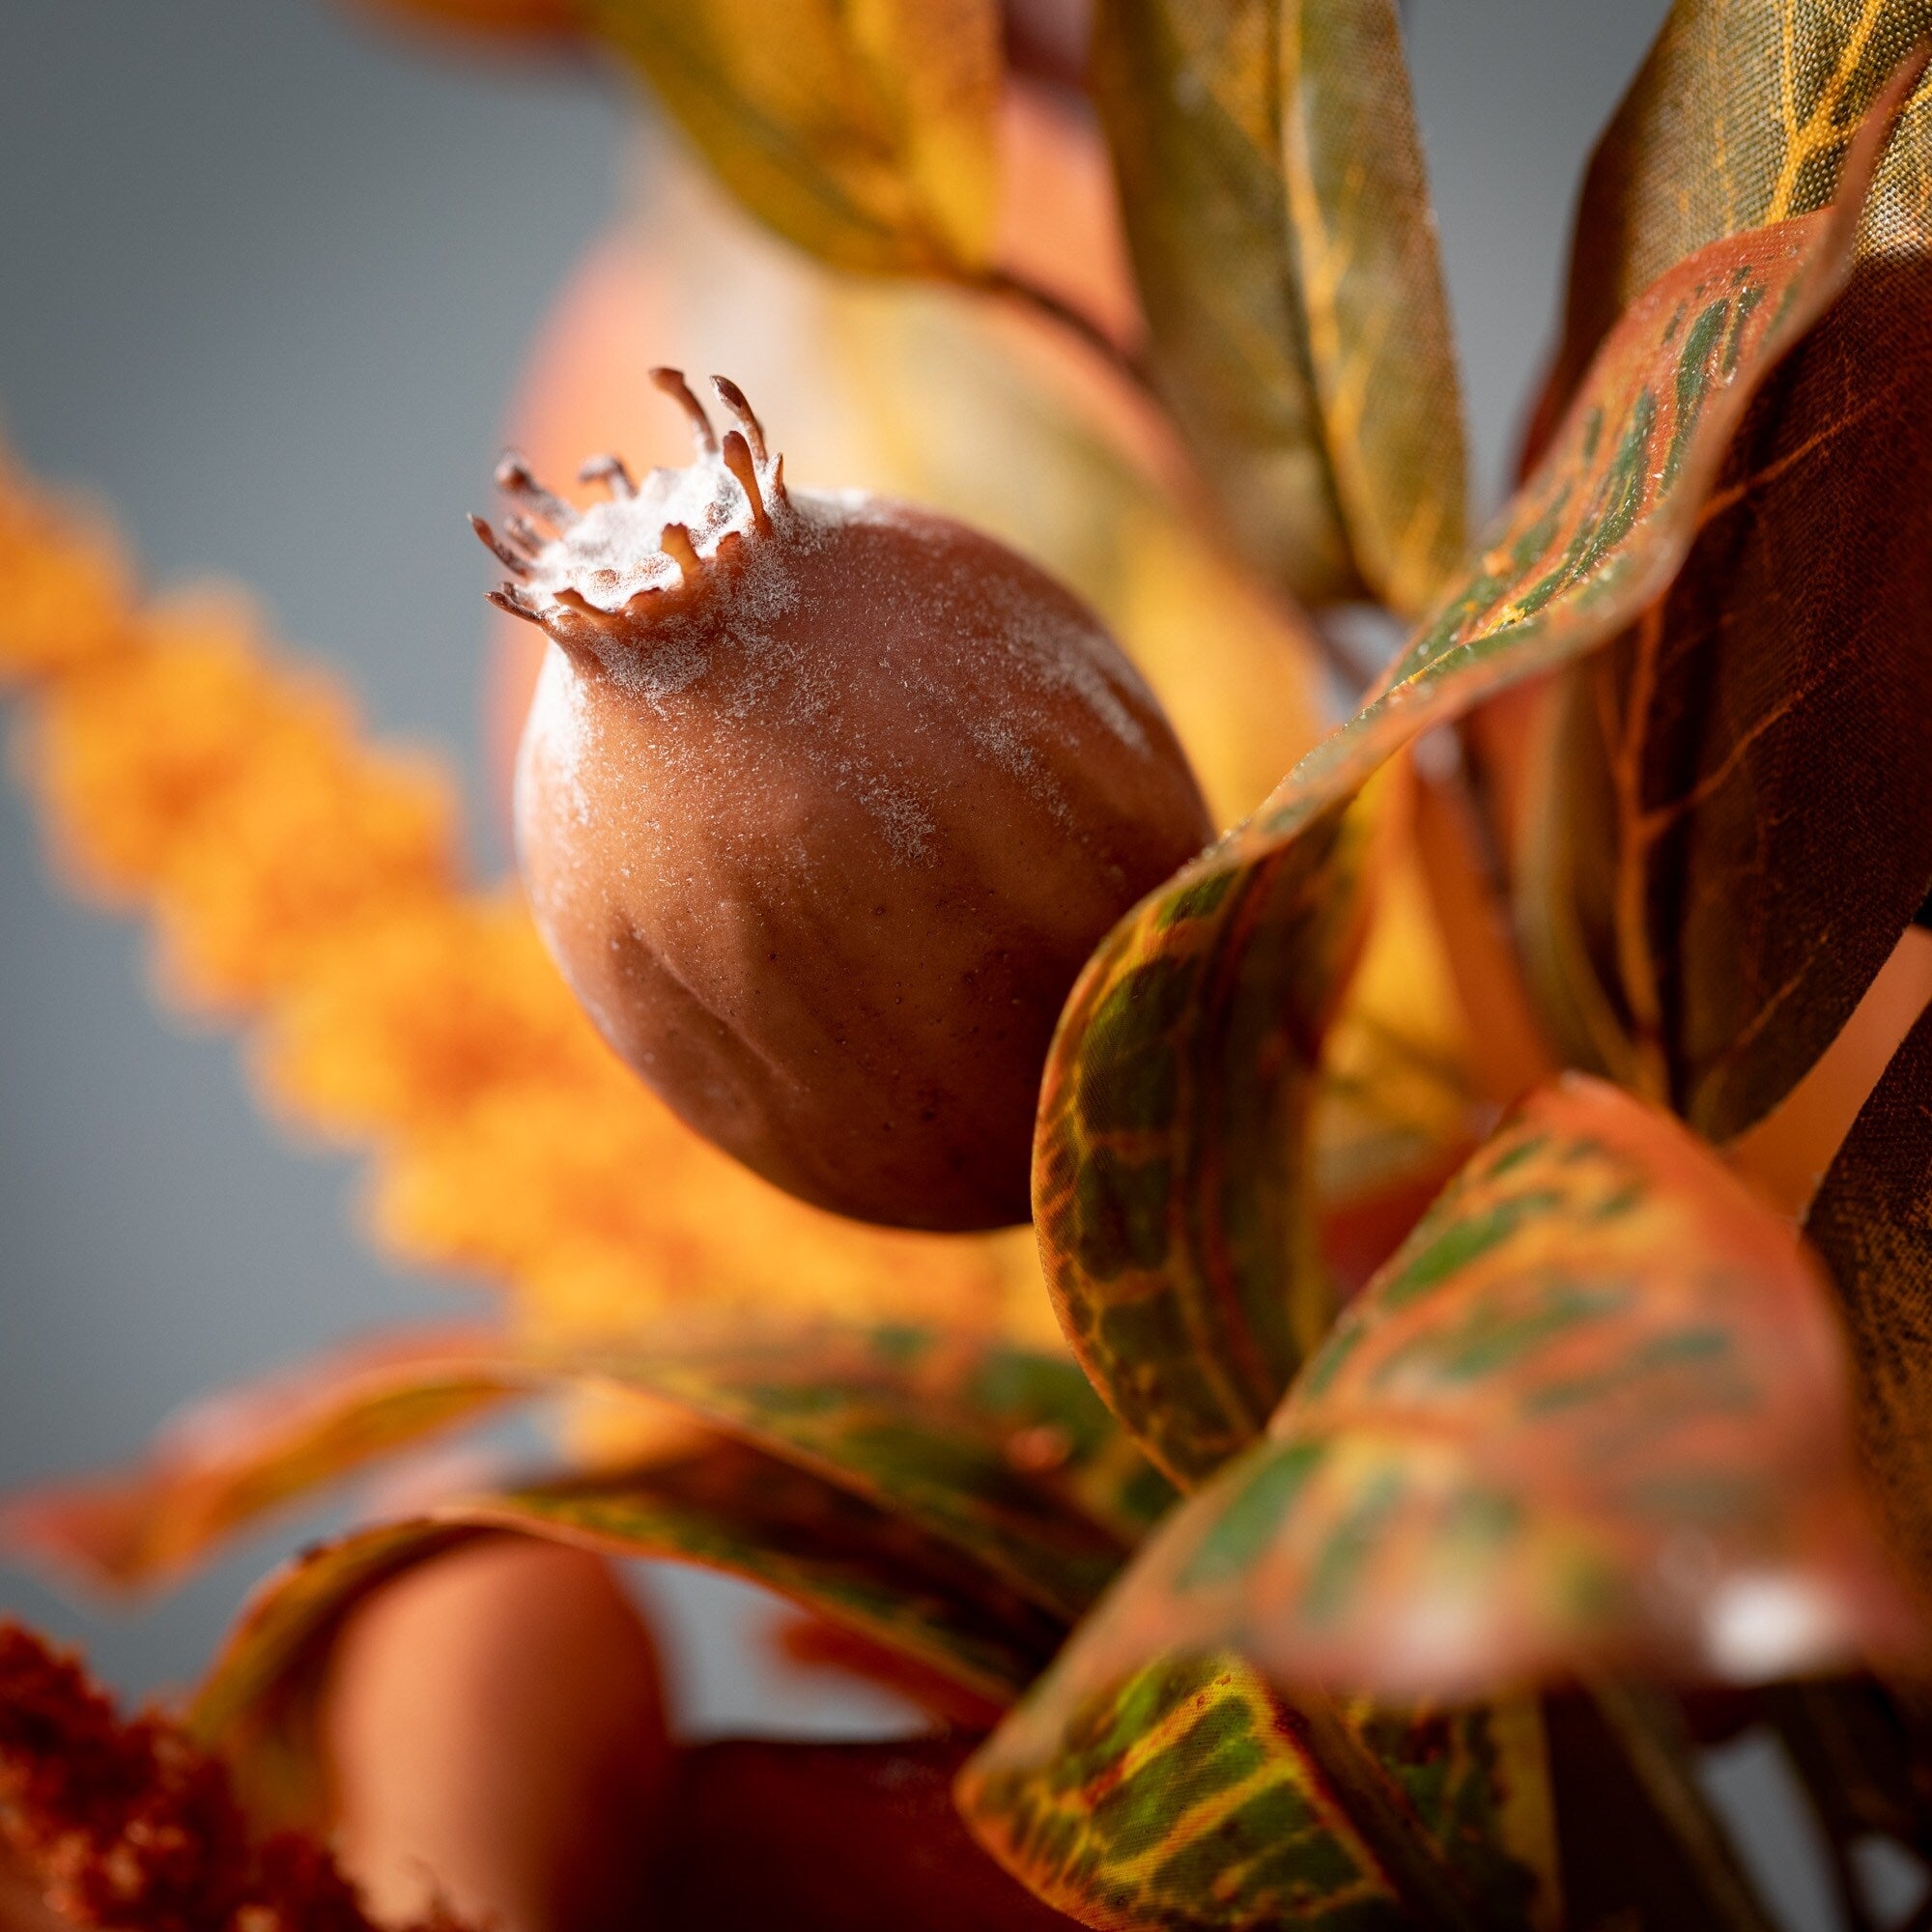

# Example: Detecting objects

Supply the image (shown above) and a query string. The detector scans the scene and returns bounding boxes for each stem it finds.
[1586,1680,1782,1932]
[981,266,1374,709]
[1291,1690,1488,1932]
[979,266,1164,412]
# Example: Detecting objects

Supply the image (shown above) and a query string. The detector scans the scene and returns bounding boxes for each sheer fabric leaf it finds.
[1805,1003,1932,1599]
[1515,6,1932,1139]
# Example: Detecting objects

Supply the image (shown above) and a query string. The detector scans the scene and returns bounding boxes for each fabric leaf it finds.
[1093,0,1466,611]
[1515,3,1932,1140]
[587,0,1002,276]
[6,1321,1165,1626]
[958,1653,1558,1932]
[1028,1077,1912,1718]
[1036,71,1913,1493]
[192,1436,1065,1773]
[1805,1002,1932,1601]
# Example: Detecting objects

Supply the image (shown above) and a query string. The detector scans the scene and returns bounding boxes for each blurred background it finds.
[0,0,1676,1735]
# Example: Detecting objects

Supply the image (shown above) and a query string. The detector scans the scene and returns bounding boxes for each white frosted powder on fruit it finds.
[493,375,1214,1231]
[504,417,1184,877]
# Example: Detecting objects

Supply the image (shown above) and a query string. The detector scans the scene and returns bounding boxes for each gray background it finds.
[0,0,1675,1728]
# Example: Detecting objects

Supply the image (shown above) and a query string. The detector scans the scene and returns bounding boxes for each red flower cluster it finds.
[0,1622,468,1932]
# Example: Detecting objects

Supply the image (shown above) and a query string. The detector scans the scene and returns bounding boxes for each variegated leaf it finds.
[588,0,1002,276]
[1094,0,1466,611]
[7,1322,1164,1626]
[1516,5,1932,1139]
[1037,72,1914,1492]
[958,1652,1558,1931]
[192,1436,1065,1774]
[1029,1077,1913,1718]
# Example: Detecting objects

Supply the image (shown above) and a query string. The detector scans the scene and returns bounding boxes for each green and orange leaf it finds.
[1093,0,1466,611]
[958,1652,1558,1932]
[587,0,1003,277]
[192,1437,1066,1790]
[1027,1078,1913,1719]
[1036,65,1917,1494]
[7,1321,1165,1625]
[1513,4,1932,1140]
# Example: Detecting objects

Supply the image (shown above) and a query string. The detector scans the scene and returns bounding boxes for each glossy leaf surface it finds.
[588,0,1002,276]
[1036,1077,1910,1715]
[1805,1003,1932,1598]
[9,1322,1164,1624]
[1037,95,1901,1493]
[959,1652,1557,1932]
[1093,0,1465,611]
[1518,10,1932,1138]
[193,1437,1065,1764]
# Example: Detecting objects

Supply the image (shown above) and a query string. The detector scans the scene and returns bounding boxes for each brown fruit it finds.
[321,1537,672,1932]
[481,372,1211,1231]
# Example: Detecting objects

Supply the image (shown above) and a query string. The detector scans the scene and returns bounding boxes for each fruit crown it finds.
[471,368,790,653]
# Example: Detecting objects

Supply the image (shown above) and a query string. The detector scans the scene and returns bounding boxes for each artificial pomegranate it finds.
[479,371,1211,1231]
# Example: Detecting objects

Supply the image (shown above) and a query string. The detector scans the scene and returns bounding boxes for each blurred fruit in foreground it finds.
[662,1735,1081,1929]
[322,1539,671,1932]
[492,374,1212,1231]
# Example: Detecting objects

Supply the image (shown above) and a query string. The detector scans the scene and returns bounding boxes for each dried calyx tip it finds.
[659,522,703,585]
[469,512,531,576]
[710,375,767,464]
[650,367,719,455]
[493,452,575,531]
[505,511,547,554]
[486,585,542,626]
[580,452,637,499]
[720,431,771,533]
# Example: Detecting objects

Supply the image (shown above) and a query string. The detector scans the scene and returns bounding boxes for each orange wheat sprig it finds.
[0,449,1041,1353]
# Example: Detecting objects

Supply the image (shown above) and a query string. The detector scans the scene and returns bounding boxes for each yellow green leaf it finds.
[1036,77,1908,1493]
[1093,0,1466,611]
[1024,1078,1912,1718]
[1513,6,1932,1140]
[587,0,1002,276]
[957,1652,1558,1931]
